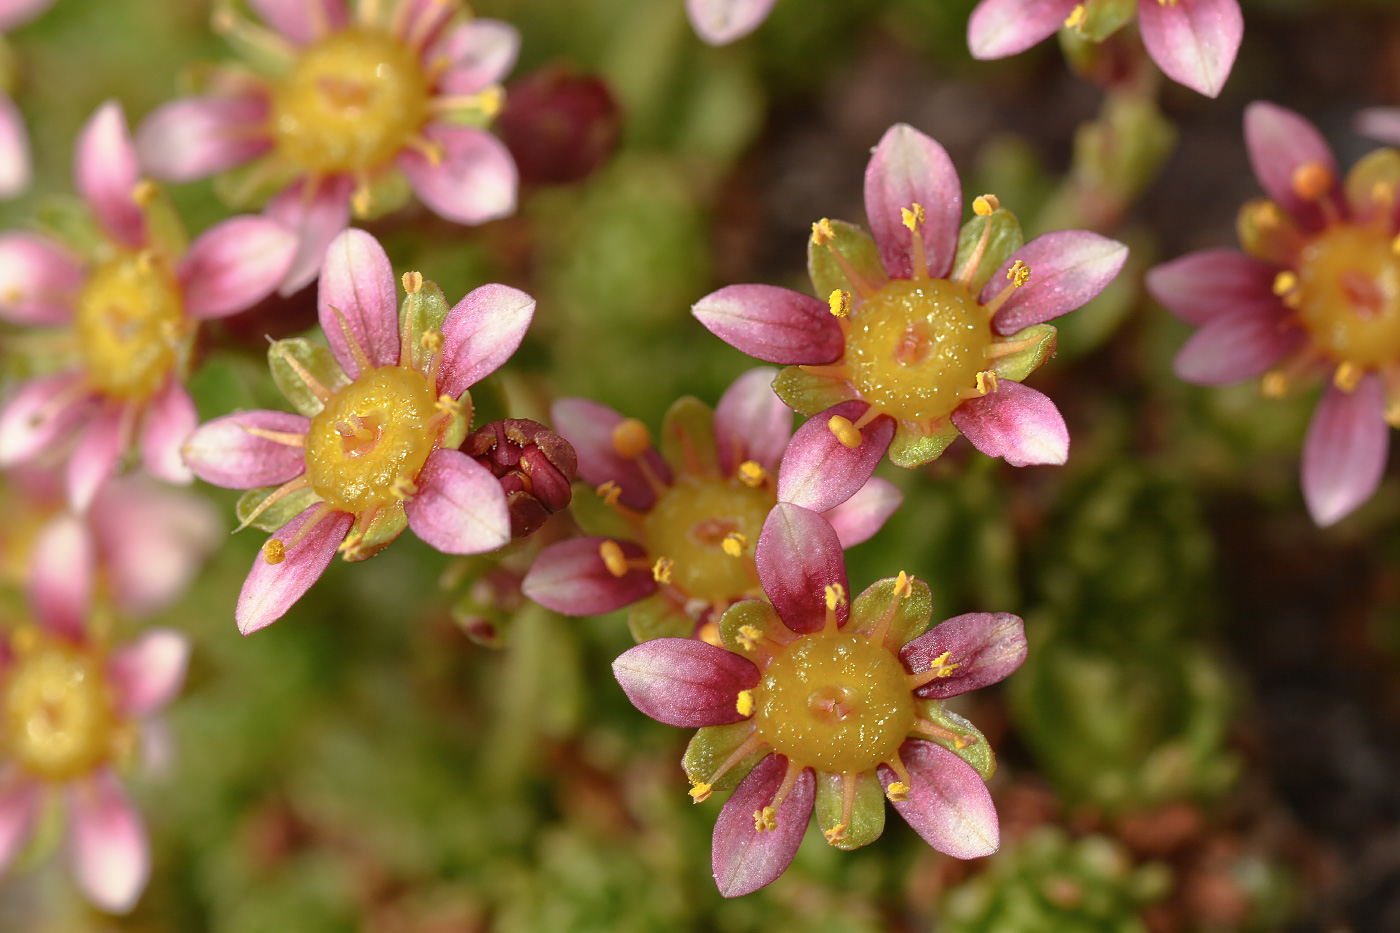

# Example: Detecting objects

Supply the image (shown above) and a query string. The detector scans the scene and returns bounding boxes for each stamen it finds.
[768,757,805,811]
[828,414,862,449]
[1291,161,1333,202]
[986,336,1040,359]
[281,502,335,552]
[884,752,912,802]
[908,650,962,689]
[753,806,778,833]
[866,571,913,648]
[611,419,652,459]
[975,371,999,396]
[270,341,333,405]
[239,424,306,447]
[980,261,1032,317]
[885,781,909,802]
[402,271,423,294]
[234,476,310,532]
[597,480,622,506]
[972,194,999,216]
[599,540,629,577]
[1065,4,1086,28]
[721,532,748,558]
[689,781,712,804]
[1334,362,1363,393]
[404,134,446,167]
[737,460,768,487]
[389,475,418,500]
[328,304,374,374]
[652,557,674,584]
[702,730,767,790]
[828,289,851,318]
[902,203,929,280]
[823,823,847,844]
[736,689,755,717]
[263,539,286,565]
[812,217,877,298]
[824,583,847,611]
[911,718,976,747]
[130,179,159,207]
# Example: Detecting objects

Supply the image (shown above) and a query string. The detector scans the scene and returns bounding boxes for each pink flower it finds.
[1147,101,1400,527]
[0,0,59,198]
[693,123,1126,492]
[0,101,299,511]
[0,509,190,913]
[685,0,777,45]
[521,368,903,642]
[967,0,1243,98]
[137,0,521,295]
[612,503,1026,896]
[182,228,534,634]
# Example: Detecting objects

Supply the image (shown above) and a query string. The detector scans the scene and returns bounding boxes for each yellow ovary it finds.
[271,28,432,175]
[75,252,187,400]
[1,640,116,782]
[1296,225,1400,369]
[643,476,774,604]
[843,278,991,423]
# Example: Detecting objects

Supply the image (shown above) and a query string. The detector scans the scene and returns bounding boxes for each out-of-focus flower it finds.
[182,228,533,634]
[967,0,1243,98]
[463,418,577,538]
[685,0,777,46]
[137,0,521,295]
[1147,102,1400,527]
[0,101,299,510]
[693,124,1126,484]
[0,0,58,198]
[520,369,903,642]
[496,65,620,186]
[0,513,190,913]
[612,503,1026,896]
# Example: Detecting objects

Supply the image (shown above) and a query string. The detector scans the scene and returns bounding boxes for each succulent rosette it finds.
[520,368,903,642]
[967,0,1244,98]
[0,101,299,510]
[1147,102,1400,527]
[0,511,191,913]
[0,0,58,197]
[612,503,1027,896]
[137,0,520,295]
[685,0,777,45]
[693,123,1127,482]
[182,228,533,634]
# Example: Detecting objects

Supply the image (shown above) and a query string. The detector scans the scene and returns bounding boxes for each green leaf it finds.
[848,575,933,649]
[659,396,717,477]
[990,324,1057,383]
[915,699,997,780]
[771,366,855,418]
[236,484,319,533]
[952,208,1023,295]
[887,420,958,469]
[683,723,766,792]
[808,219,886,300]
[814,770,886,851]
[268,338,348,417]
[627,595,694,643]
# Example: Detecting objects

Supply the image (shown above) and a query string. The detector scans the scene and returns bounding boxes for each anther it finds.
[721,532,748,558]
[131,179,159,206]
[1391,234,1400,257]
[389,476,419,500]
[421,330,444,355]
[824,824,847,845]
[1291,161,1333,202]
[901,204,926,232]
[689,782,712,804]
[893,571,913,599]
[652,557,674,584]
[611,418,652,459]
[597,480,622,506]
[599,540,629,577]
[885,781,909,802]
[828,414,862,449]
[1334,362,1362,393]
[263,539,286,565]
[737,460,768,487]
[1261,371,1288,398]
[1272,271,1298,297]
[975,371,999,396]
[972,194,999,217]
[1065,4,1086,28]
[753,807,777,832]
[736,625,762,651]
[824,583,847,611]
[1007,260,1031,287]
[828,289,851,317]
[811,218,835,246]
[402,271,423,294]
[736,689,755,717]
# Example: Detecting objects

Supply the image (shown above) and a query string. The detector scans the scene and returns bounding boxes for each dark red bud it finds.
[463,419,577,537]
[497,64,621,186]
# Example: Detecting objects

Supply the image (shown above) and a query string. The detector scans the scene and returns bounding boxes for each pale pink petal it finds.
[776,401,895,513]
[265,175,354,296]
[106,629,190,717]
[1302,375,1389,527]
[29,512,94,640]
[0,773,39,875]
[967,0,1077,59]
[0,0,56,32]
[685,0,778,45]
[902,612,1027,699]
[521,536,656,615]
[951,381,1068,467]
[433,19,520,94]
[436,283,536,398]
[984,231,1129,335]
[68,770,149,914]
[612,638,760,727]
[317,227,400,376]
[864,123,961,280]
[1138,0,1243,98]
[880,740,999,859]
[248,0,348,44]
[0,232,84,326]
[1357,107,1400,147]
[755,503,849,634]
[404,448,510,555]
[0,94,31,198]
[1244,101,1339,232]
[178,215,299,319]
[551,398,672,510]
[820,476,901,549]
[67,405,128,512]
[399,125,517,226]
[140,381,197,484]
[1173,308,1301,385]
[1145,249,1278,326]
[0,372,91,468]
[74,101,144,247]
[714,367,792,475]
[693,284,844,365]
[182,410,309,490]
[140,720,175,777]
[136,95,272,183]
[712,754,814,897]
[235,505,354,635]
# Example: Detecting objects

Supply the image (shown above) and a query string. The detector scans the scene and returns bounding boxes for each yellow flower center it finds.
[843,278,991,423]
[1,638,116,782]
[1296,225,1400,369]
[304,365,440,513]
[642,476,774,604]
[75,252,187,400]
[271,27,432,175]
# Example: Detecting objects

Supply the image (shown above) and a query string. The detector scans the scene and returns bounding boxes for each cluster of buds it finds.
[463,418,578,537]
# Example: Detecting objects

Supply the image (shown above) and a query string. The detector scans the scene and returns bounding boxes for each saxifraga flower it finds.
[612,503,1027,897]
[0,101,299,510]
[137,0,520,295]
[1147,102,1400,527]
[0,0,58,197]
[520,368,903,643]
[182,228,533,634]
[693,124,1127,483]
[685,0,777,46]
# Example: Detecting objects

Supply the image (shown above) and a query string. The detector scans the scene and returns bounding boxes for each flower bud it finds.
[462,419,578,538]
[497,64,621,185]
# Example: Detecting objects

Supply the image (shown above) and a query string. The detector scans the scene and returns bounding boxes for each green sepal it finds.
[402,279,452,372]
[138,183,190,261]
[345,501,408,562]
[1345,148,1400,221]
[431,85,502,130]
[236,485,319,533]
[772,366,855,418]
[660,396,718,477]
[213,156,301,210]
[439,389,470,451]
[848,575,933,649]
[887,419,959,469]
[568,481,634,539]
[807,219,885,300]
[211,0,295,77]
[468,376,510,430]
[1236,198,1296,268]
[683,722,765,793]
[990,324,1057,384]
[952,209,1023,295]
[627,594,693,643]
[719,599,782,660]
[1075,0,1135,42]
[914,699,996,781]
[814,770,886,851]
[33,195,105,262]
[350,167,412,222]
[268,338,348,417]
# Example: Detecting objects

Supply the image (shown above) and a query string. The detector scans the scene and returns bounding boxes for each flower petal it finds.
[248,0,348,44]
[400,125,517,225]
[68,770,149,914]
[0,774,39,875]
[265,175,354,296]
[0,0,55,32]
[0,94,31,198]
[685,0,778,45]
[67,405,128,512]
[1138,0,1243,98]
[0,232,84,326]
[714,367,792,475]
[433,19,521,95]
[712,754,814,897]
[967,0,1076,59]
[820,476,902,549]
[880,740,999,859]
[902,612,1027,699]
[521,536,656,615]
[951,381,1068,467]
[693,284,844,365]
[140,381,197,484]
[1145,249,1277,326]
[756,503,849,634]
[136,95,272,182]
[1173,307,1301,385]
[1302,375,1389,527]
[1244,101,1339,232]
[551,397,672,510]
[0,372,91,468]
[612,638,760,727]
[235,505,353,635]
[182,410,309,489]
[404,448,510,555]
[864,123,961,280]
[436,283,536,398]
[74,101,144,248]
[106,628,190,717]
[985,231,1129,335]
[178,215,299,319]
[776,401,895,512]
[318,228,401,376]
[1357,107,1400,147]
[30,512,94,640]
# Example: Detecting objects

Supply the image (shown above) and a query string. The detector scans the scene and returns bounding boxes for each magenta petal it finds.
[30,512,94,640]
[714,367,792,475]
[179,215,298,319]
[235,505,353,635]
[756,503,849,634]
[1145,250,1277,326]
[0,372,90,468]
[106,629,190,717]
[693,284,844,365]
[864,123,961,280]
[434,19,521,95]
[404,449,511,555]
[776,401,895,513]
[967,0,1076,59]
[1357,107,1400,147]
[68,770,149,914]
[318,228,401,376]
[0,94,31,198]
[902,611,1027,699]
[0,232,84,326]
[881,740,999,859]
[400,125,517,225]
[612,638,760,727]
[0,774,39,875]
[136,95,272,183]
[67,405,127,512]
[712,753,814,897]
[820,476,902,549]
[951,381,1068,467]
[1244,101,1339,231]
[436,283,536,399]
[985,231,1129,335]
[248,0,348,44]
[1173,308,1301,385]
[74,101,144,248]
[182,410,308,489]
[140,381,197,484]
[551,398,672,510]
[521,536,656,615]
[685,0,778,45]
[1138,0,1243,98]
[265,175,354,296]
[1302,376,1389,527]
